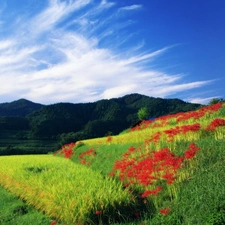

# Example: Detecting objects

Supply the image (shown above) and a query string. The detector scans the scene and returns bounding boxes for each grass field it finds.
[0,102,225,224]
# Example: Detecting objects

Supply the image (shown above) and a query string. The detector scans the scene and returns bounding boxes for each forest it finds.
[0,93,202,154]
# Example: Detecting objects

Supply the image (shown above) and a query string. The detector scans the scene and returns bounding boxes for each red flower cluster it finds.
[184,143,200,159]
[159,208,170,215]
[54,142,75,159]
[163,123,201,141]
[141,186,163,198]
[176,111,205,123]
[122,146,138,159]
[112,147,185,192]
[149,132,161,144]
[152,119,169,129]
[79,148,96,165]
[129,120,154,132]
[111,142,200,203]
[206,118,225,131]
[176,103,223,122]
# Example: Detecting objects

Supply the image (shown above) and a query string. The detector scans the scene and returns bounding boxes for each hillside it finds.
[28,93,201,139]
[0,93,201,155]
[0,98,44,117]
[0,102,224,224]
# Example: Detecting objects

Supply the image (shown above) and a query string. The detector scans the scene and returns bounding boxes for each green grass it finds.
[71,142,140,175]
[0,186,52,225]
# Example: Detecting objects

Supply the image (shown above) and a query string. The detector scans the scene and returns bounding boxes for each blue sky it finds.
[0,0,224,104]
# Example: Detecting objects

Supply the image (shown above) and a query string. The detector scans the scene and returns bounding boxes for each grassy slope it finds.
[0,103,225,224]
[68,103,225,224]
[0,186,51,225]
[68,142,225,225]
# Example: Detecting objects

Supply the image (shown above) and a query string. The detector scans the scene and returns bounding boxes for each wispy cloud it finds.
[187,96,219,105]
[0,0,212,104]
[0,40,13,50]
[30,0,91,36]
[119,4,142,11]
[147,80,213,97]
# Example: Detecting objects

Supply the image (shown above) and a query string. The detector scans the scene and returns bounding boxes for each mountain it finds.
[0,99,44,117]
[0,94,202,154]
[27,93,201,140]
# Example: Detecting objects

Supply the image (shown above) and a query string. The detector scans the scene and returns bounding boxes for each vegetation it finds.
[0,186,51,225]
[137,107,149,121]
[0,101,224,224]
[0,99,43,117]
[0,94,201,155]
[208,98,225,105]
[0,155,137,224]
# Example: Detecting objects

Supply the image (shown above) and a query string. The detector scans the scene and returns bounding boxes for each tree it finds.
[208,98,225,105]
[137,107,149,121]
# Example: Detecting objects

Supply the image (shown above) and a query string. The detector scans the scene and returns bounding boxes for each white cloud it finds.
[0,0,212,104]
[187,96,220,105]
[119,4,142,11]
[146,80,213,98]
[30,0,91,36]
[0,40,14,50]
[102,84,138,99]
[0,46,39,66]
[100,0,116,8]
[119,47,171,66]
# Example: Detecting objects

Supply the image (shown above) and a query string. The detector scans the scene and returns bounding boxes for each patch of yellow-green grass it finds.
[0,155,137,224]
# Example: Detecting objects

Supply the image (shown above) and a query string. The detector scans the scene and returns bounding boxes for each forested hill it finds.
[28,94,201,140]
[0,94,201,147]
[0,99,44,117]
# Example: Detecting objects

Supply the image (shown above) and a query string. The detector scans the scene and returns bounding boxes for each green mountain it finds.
[0,99,44,117]
[27,93,201,139]
[0,93,201,154]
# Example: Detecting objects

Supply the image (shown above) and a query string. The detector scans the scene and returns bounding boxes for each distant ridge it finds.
[0,99,44,117]
[0,94,201,118]
[0,94,202,119]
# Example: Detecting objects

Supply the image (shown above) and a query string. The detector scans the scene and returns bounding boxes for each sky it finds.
[0,0,224,105]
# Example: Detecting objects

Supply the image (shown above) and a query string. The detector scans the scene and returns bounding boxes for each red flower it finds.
[58,142,76,159]
[159,208,170,215]
[141,186,163,198]
[128,146,136,153]
[184,149,196,159]
[206,118,225,131]
[188,142,200,151]
[184,143,200,159]
[50,220,57,225]
[162,173,176,184]
[79,148,96,165]
[106,136,112,142]
[95,211,102,215]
